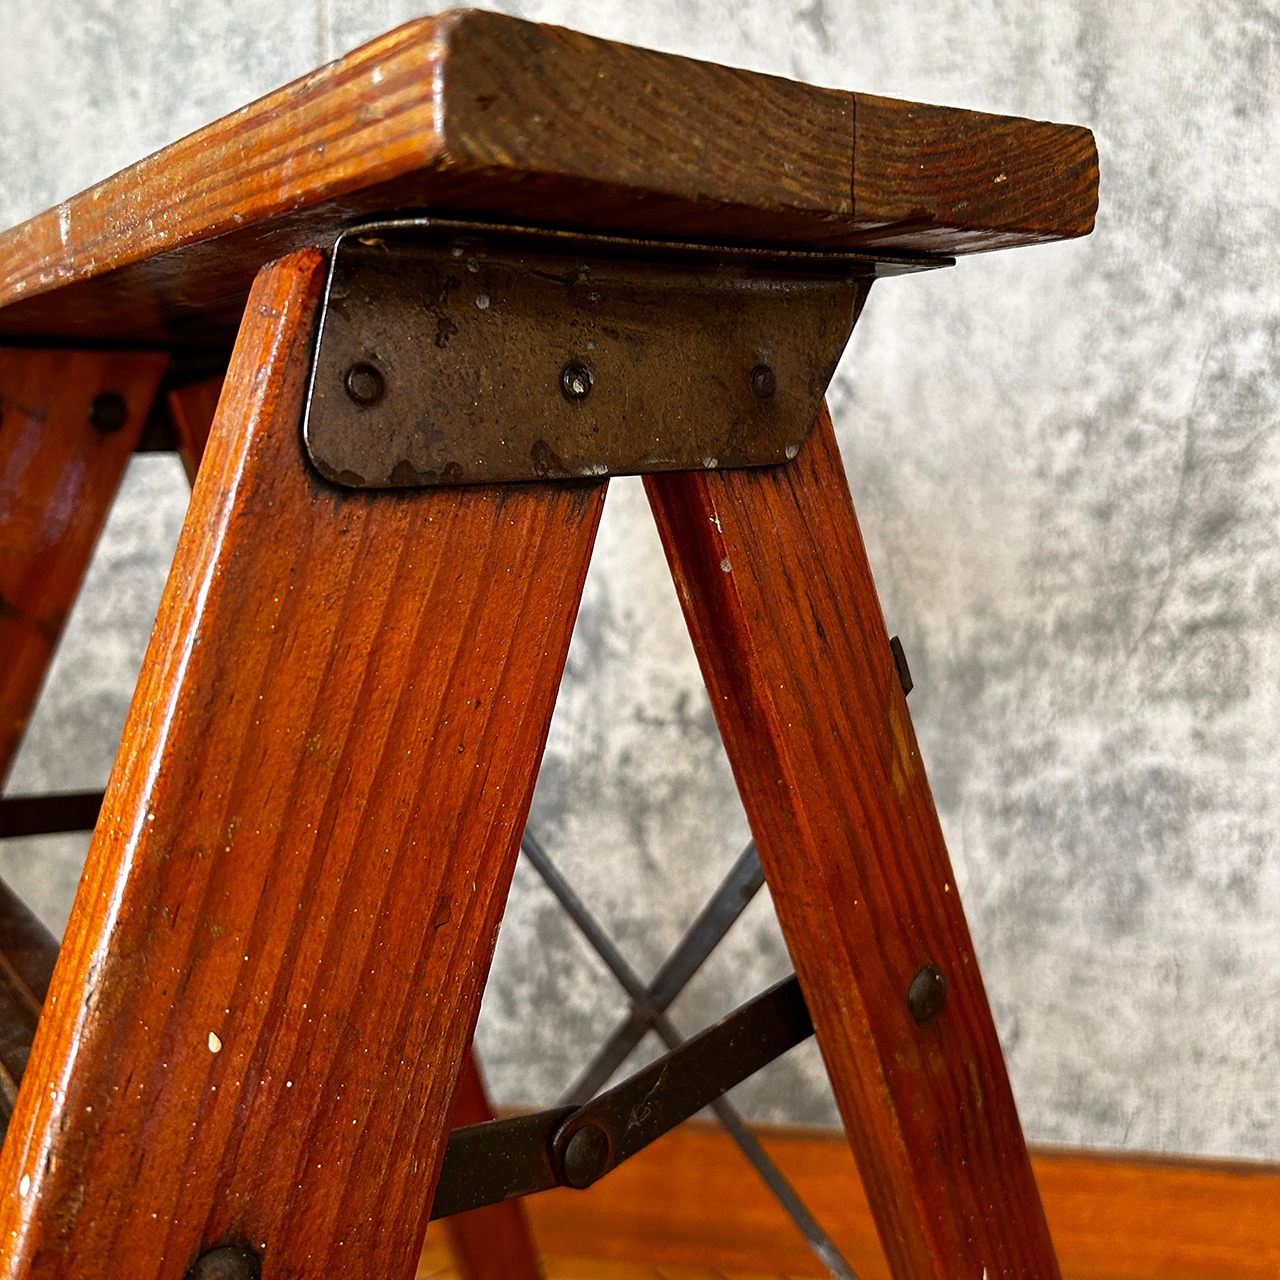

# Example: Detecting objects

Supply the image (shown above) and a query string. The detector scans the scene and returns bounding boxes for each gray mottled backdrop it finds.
[2,0,1278,1161]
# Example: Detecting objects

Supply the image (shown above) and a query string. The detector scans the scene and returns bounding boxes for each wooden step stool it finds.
[0,12,1098,1280]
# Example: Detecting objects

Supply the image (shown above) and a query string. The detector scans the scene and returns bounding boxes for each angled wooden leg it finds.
[0,250,605,1279]
[442,1051,543,1280]
[166,374,225,485]
[646,406,1059,1280]
[0,350,166,780]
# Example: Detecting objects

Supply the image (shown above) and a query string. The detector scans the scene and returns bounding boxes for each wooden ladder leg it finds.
[646,405,1059,1280]
[0,350,166,781]
[0,249,604,1279]
[166,367,544,1280]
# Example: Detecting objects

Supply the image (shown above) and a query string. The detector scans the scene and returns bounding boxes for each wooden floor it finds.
[418,1120,1280,1280]
[418,1233,804,1280]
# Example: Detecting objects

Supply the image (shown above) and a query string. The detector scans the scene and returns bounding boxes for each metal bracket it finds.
[429,975,813,1218]
[303,219,950,488]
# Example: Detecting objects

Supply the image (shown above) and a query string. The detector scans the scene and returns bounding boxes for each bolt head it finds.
[749,364,777,400]
[344,362,385,406]
[907,964,947,1025]
[89,392,129,433]
[560,361,593,403]
[560,1122,610,1189]
[184,1246,261,1280]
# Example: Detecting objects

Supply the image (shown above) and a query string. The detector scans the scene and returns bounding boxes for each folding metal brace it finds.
[301,218,949,488]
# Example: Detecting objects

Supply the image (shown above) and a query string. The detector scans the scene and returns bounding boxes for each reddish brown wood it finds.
[168,312,543,1280]
[442,1053,543,1280]
[0,350,166,781]
[645,407,1058,1280]
[0,11,1097,346]
[165,374,225,484]
[0,248,605,1278]
[519,1121,1280,1280]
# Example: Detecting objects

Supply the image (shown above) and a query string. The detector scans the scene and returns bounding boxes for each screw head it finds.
[560,361,593,403]
[749,364,777,400]
[907,964,947,1025]
[560,1122,610,1189]
[344,362,385,406]
[88,392,129,433]
[184,1246,261,1280]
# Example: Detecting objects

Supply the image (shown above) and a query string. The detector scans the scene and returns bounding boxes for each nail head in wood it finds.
[88,392,129,433]
[184,1246,261,1280]
[907,964,947,1025]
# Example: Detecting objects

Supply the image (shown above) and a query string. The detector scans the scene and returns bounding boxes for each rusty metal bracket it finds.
[302,218,950,488]
[429,974,814,1219]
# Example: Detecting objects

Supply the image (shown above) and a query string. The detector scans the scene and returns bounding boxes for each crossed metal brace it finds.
[516,830,857,1280]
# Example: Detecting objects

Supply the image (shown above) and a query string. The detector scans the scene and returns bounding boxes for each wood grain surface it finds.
[0,349,165,781]
[646,406,1058,1280]
[0,10,1097,345]
[518,1122,1280,1280]
[0,248,605,1278]
[163,364,544,1280]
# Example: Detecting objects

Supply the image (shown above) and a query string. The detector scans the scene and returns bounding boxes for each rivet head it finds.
[907,964,947,1025]
[750,364,777,400]
[184,1245,261,1280]
[560,361,593,402]
[88,392,129,433]
[560,1122,610,1189]
[344,362,385,406]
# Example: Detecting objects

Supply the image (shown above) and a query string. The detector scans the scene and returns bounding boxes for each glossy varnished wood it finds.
[646,408,1058,1280]
[520,1123,1280,1280]
[0,9,1097,345]
[0,349,165,780]
[165,373,225,484]
[0,249,605,1278]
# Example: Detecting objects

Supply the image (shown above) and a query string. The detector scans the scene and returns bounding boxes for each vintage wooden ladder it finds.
[0,12,1097,1280]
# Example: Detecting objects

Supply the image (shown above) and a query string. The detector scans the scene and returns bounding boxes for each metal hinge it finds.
[429,974,813,1218]
[303,218,949,488]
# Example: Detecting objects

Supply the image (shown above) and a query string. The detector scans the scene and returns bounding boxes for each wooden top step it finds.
[0,9,1097,346]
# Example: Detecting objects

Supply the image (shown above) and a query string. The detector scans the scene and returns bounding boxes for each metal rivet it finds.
[560,361,593,403]
[88,392,129,433]
[184,1245,262,1280]
[750,364,777,400]
[344,362,385,406]
[560,1123,610,1189]
[907,964,947,1025]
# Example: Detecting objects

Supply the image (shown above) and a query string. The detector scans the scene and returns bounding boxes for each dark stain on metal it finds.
[303,218,951,488]
[750,364,777,400]
[183,1246,262,1280]
[343,361,385,406]
[88,392,128,434]
[890,635,914,697]
[907,964,947,1025]
[560,361,593,402]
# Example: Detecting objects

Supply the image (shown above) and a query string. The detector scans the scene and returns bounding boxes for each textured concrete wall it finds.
[2,0,1278,1162]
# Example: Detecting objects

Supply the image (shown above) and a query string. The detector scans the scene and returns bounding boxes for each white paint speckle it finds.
[720,557,732,573]
[208,1032,222,1053]
[18,1176,29,1198]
